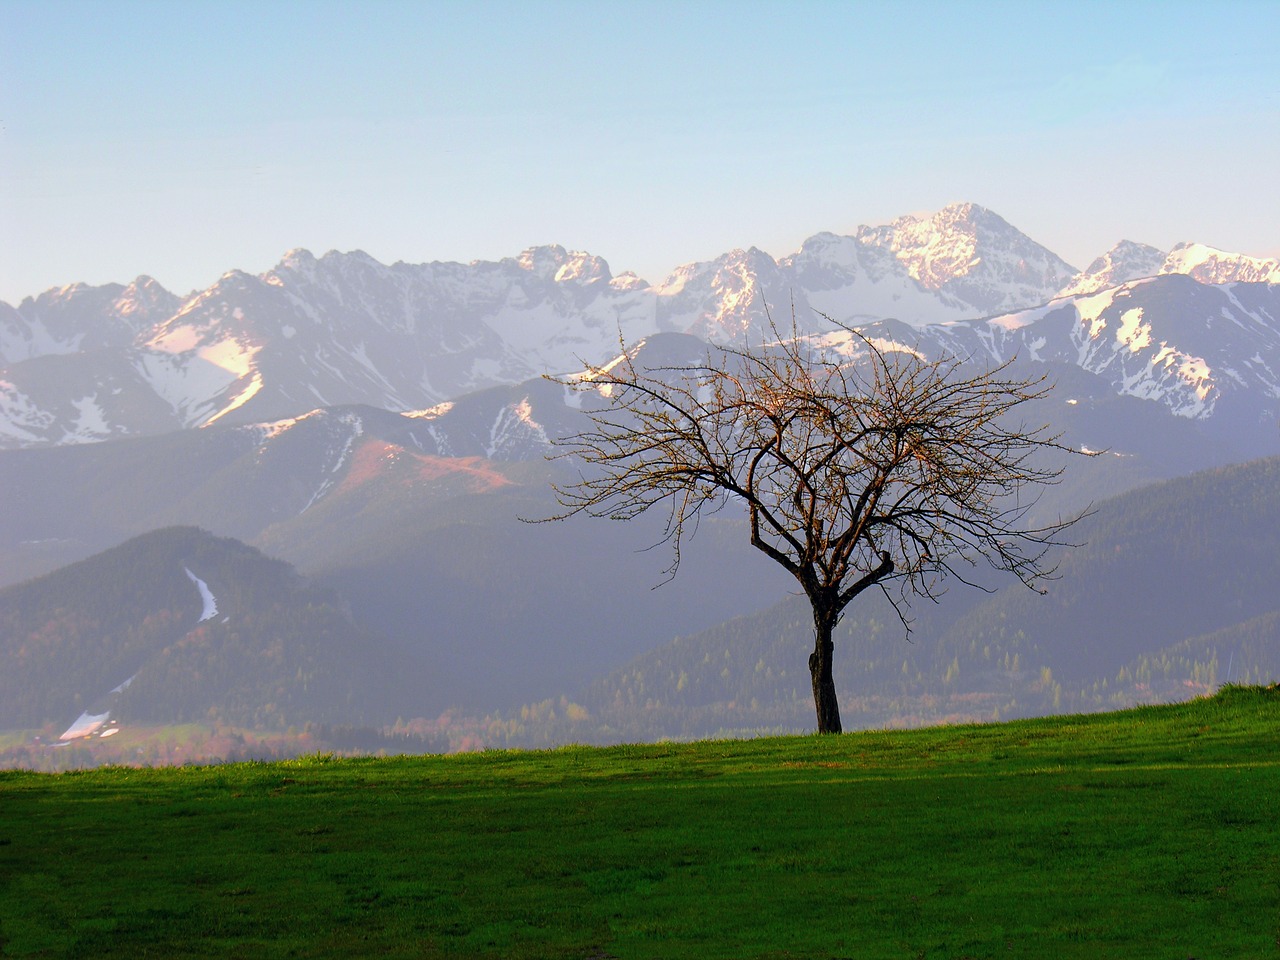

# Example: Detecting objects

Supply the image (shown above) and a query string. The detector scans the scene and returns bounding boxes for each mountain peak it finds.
[854,202,1077,314]
[934,200,1003,227]
[554,251,612,285]
[280,247,316,265]
[516,245,570,278]
[112,276,180,325]
[515,245,613,285]
[321,248,379,265]
[1057,240,1167,298]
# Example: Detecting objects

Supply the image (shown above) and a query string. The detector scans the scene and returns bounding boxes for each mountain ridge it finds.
[8,202,1276,449]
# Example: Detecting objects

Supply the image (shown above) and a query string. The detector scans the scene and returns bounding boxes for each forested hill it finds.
[0,527,425,730]
[518,456,1280,744]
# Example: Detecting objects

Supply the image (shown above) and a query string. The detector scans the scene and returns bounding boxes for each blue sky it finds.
[2,0,1278,303]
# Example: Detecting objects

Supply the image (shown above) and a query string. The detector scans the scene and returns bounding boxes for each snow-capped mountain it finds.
[0,276,180,362]
[852,202,1079,315]
[1057,240,1167,298]
[0,246,661,446]
[862,274,1280,451]
[2,202,1276,450]
[1058,240,1280,299]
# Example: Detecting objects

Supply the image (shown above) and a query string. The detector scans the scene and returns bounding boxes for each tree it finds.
[547,317,1090,734]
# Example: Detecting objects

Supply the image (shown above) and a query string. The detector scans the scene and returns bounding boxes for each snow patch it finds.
[201,372,264,426]
[137,334,263,427]
[58,711,111,741]
[1161,243,1280,284]
[199,337,258,379]
[486,396,550,456]
[989,310,1036,332]
[1074,289,1116,339]
[185,567,219,622]
[251,412,308,442]
[513,396,544,432]
[1116,308,1152,352]
[62,395,112,443]
[404,401,454,420]
[148,323,203,354]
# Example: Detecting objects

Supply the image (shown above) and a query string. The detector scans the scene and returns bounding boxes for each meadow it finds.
[2,686,1277,959]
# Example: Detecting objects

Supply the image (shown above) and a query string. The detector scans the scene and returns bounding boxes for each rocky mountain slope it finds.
[862,275,1280,447]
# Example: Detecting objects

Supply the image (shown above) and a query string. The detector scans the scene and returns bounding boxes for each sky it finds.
[2,0,1278,304]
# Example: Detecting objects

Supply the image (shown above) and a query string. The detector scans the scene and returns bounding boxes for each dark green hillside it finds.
[0,526,208,727]
[1116,610,1280,692]
[0,527,424,731]
[1,688,1277,959]
[549,591,985,744]
[538,456,1280,744]
[940,455,1280,698]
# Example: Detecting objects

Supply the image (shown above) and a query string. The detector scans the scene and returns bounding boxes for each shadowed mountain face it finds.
[3,310,1275,589]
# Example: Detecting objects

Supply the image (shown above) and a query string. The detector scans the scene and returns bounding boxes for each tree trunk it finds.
[808,607,842,734]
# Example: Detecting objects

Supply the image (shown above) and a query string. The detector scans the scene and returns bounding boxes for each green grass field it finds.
[2,686,1278,959]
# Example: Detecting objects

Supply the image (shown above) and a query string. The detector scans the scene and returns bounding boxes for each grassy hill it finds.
[1,686,1277,959]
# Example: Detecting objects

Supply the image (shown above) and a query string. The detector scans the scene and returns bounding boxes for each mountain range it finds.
[2,201,1279,760]
[4,202,1278,449]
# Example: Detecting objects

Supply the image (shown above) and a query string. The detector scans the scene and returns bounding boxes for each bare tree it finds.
[547,317,1089,733]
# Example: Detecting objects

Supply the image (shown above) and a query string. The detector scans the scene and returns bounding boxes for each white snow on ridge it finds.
[148,323,203,354]
[1073,288,1118,339]
[1116,308,1153,352]
[9,206,1280,453]
[199,336,259,380]
[185,567,219,622]
[486,396,549,457]
[249,410,319,442]
[202,371,264,427]
[65,395,112,441]
[404,400,454,420]
[300,411,364,512]
[1161,243,1280,285]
